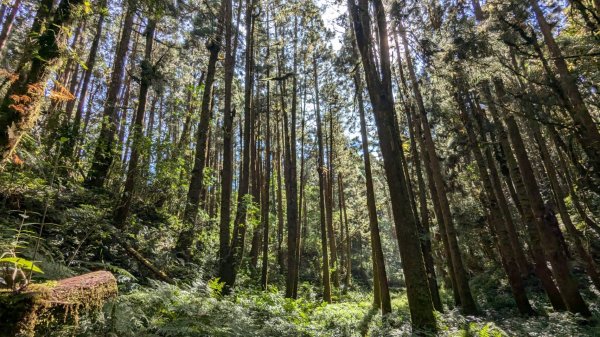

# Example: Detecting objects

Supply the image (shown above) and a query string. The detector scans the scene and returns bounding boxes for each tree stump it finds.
[0,270,117,337]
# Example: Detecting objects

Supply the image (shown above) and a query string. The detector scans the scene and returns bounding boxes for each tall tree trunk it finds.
[293,77,308,298]
[220,0,255,291]
[326,110,339,290]
[392,34,443,311]
[260,34,271,289]
[354,66,391,314]
[337,172,351,294]
[218,0,235,290]
[340,175,351,290]
[395,43,458,301]
[113,19,156,229]
[284,13,299,299]
[485,89,567,311]
[175,1,227,259]
[398,21,477,314]
[84,5,135,186]
[276,111,285,274]
[472,89,530,278]
[249,90,262,270]
[348,0,436,330]
[64,0,106,159]
[176,73,204,155]
[552,136,600,237]
[528,121,600,290]
[314,55,332,303]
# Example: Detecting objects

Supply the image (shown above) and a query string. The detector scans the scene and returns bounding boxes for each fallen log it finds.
[0,270,117,337]
[100,222,175,284]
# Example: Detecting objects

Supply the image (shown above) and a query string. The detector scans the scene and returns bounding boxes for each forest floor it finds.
[30,278,600,336]
[2,170,600,337]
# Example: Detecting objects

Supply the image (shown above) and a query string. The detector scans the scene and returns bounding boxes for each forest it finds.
[0,0,599,335]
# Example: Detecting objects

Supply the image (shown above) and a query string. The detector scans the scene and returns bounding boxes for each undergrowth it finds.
[43,278,600,337]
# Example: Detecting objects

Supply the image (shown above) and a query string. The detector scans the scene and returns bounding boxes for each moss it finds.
[0,272,117,337]
[0,286,52,337]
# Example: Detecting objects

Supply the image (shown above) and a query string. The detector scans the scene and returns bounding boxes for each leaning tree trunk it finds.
[64,0,106,159]
[494,78,591,317]
[485,80,567,311]
[392,35,443,311]
[528,120,600,290]
[399,21,477,314]
[529,0,600,183]
[0,0,21,52]
[456,88,535,315]
[348,0,437,330]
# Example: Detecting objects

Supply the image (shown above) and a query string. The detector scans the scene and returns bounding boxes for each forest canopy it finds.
[0,0,600,336]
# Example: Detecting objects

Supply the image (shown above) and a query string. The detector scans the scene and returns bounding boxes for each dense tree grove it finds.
[1,0,600,336]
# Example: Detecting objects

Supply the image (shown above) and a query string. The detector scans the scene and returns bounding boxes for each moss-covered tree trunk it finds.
[0,0,85,164]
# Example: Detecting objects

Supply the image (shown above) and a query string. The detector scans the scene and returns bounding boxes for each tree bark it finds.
[484,78,568,311]
[64,1,106,159]
[0,271,117,337]
[220,0,255,291]
[218,0,236,289]
[284,13,299,299]
[260,36,271,289]
[392,34,443,312]
[529,120,600,290]
[326,110,339,290]
[84,5,135,186]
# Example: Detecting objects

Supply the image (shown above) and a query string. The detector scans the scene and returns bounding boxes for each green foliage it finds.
[207,277,224,298]
[0,257,43,274]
